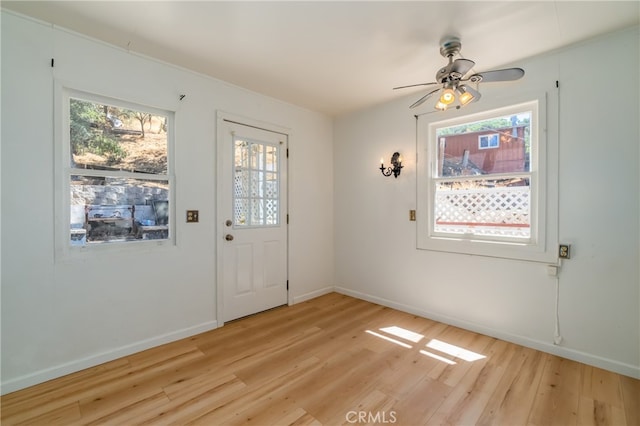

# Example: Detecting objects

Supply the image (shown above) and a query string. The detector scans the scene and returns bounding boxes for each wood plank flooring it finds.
[2,293,638,425]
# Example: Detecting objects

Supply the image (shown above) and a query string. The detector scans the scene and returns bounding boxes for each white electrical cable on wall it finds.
[553,268,563,345]
[553,256,563,345]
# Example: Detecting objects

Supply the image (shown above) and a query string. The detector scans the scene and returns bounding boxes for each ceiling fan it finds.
[394,37,525,110]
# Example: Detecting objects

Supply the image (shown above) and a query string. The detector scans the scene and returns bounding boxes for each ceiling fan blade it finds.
[410,88,440,109]
[450,58,475,77]
[393,81,439,90]
[469,67,525,83]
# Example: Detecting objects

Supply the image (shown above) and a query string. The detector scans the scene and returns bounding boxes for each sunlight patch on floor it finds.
[365,330,413,349]
[379,326,424,343]
[364,326,486,365]
[426,338,486,362]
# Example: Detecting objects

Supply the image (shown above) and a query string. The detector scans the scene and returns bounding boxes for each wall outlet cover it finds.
[186,210,199,223]
[559,244,571,259]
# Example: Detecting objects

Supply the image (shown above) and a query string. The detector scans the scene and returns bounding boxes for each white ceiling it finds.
[3,1,639,117]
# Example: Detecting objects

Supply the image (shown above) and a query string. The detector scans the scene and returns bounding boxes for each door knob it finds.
[225,234,234,241]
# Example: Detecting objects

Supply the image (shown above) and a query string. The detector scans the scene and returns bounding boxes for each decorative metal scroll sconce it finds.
[380,152,403,178]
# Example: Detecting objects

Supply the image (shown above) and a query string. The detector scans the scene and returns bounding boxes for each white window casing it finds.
[416,90,558,263]
[54,85,176,259]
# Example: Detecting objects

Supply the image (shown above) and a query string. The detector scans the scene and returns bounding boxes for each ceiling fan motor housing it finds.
[439,37,462,58]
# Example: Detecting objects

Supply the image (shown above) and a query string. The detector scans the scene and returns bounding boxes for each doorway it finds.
[217,114,289,323]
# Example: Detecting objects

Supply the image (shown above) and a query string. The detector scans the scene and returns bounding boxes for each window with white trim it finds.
[417,93,557,262]
[64,90,174,247]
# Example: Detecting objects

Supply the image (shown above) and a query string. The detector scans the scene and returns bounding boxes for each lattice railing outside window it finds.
[434,186,530,238]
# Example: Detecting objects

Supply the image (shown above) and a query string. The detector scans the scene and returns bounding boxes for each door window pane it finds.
[233,138,280,227]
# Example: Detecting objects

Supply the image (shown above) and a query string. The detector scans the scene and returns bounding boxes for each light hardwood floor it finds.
[2,293,639,425]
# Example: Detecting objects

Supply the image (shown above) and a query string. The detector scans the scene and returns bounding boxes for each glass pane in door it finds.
[233,137,280,227]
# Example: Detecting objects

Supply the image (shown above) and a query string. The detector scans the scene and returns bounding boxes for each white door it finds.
[218,117,288,322]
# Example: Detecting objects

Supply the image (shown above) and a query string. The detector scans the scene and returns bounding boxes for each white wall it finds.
[1,11,334,393]
[334,26,639,378]
[2,10,637,396]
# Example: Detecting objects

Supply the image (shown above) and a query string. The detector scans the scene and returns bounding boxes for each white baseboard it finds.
[1,320,219,395]
[334,286,640,380]
[292,286,334,305]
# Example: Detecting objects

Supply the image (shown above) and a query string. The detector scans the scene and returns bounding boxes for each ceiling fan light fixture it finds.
[434,100,448,111]
[457,85,479,106]
[439,88,455,105]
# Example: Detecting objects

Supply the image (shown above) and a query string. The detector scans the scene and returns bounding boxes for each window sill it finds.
[55,237,176,263]
[418,235,556,264]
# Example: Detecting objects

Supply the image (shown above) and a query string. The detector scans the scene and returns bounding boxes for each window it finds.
[417,93,557,262]
[478,133,499,149]
[64,90,173,247]
[434,109,532,240]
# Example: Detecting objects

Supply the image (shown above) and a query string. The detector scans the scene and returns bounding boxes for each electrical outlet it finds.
[186,210,199,223]
[559,244,571,259]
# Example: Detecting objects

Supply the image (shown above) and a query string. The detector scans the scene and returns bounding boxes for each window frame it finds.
[55,86,176,258]
[416,91,558,263]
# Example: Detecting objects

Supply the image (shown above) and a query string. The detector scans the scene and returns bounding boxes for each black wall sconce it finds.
[380,152,403,178]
